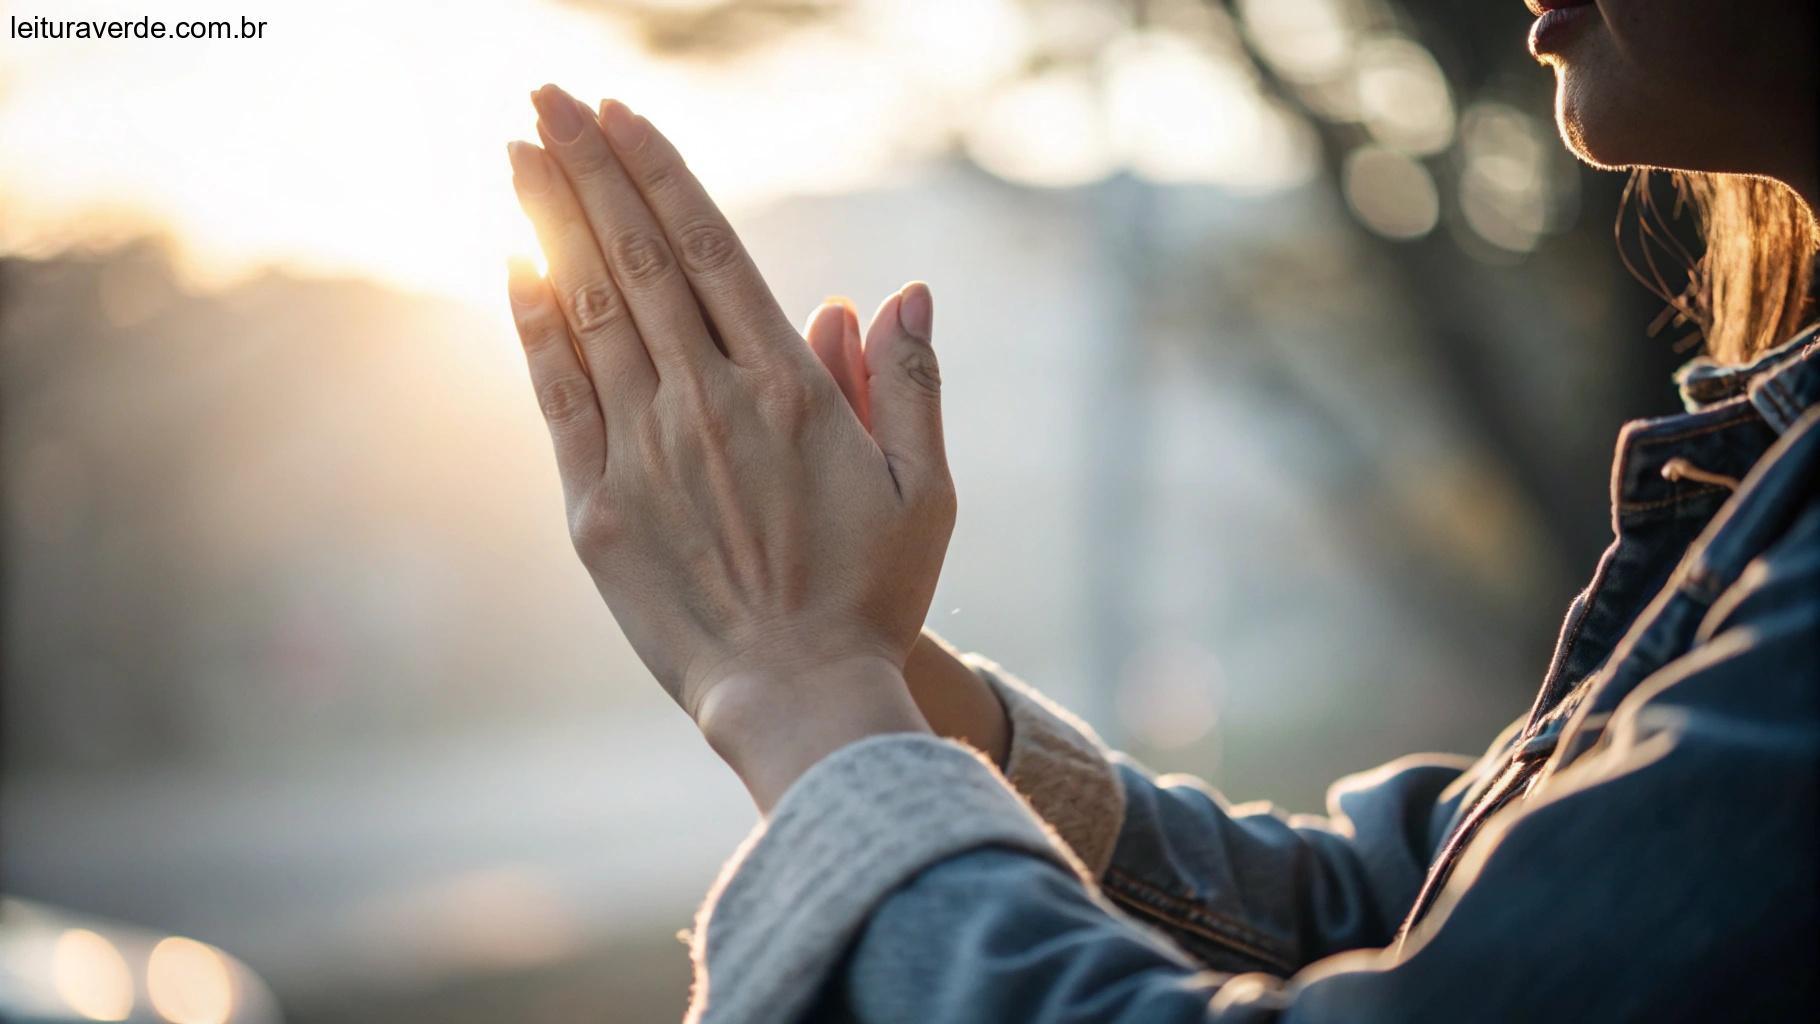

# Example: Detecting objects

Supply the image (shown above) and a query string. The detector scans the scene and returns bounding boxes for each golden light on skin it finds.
[146,937,234,1024]
[50,928,134,1022]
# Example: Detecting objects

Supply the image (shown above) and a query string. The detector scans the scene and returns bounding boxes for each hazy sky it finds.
[0,0,1317,305]
[0,0,1032,300]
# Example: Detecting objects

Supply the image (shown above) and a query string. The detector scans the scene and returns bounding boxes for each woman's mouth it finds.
[1527,0,1597,59]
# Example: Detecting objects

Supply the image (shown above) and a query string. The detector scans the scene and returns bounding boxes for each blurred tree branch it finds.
[555,0,842,56]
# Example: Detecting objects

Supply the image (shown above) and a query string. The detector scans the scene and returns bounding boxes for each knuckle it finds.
[569,282,626,334]
[930,477,958,522]
[760,377,816,437]
[609,230,675,285]
[636,159,682,198]
[569,496,619,551]
[674,368,719,415]
[515,309,563,350]
[632,409,669,463]
[562,143,614,182]
[536,375,595,425]
[898,345,942,396]
[755,361,808,405]
[663,373,733,445]
[676,221,742,274]
[553,220,598,258]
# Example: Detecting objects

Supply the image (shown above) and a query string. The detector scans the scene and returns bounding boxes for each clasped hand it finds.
[504,85,952,809]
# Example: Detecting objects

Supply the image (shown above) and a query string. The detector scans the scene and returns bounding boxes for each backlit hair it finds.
[1621,170,1817,364]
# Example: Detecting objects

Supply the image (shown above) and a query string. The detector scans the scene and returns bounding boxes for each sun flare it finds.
[0,0,968,308]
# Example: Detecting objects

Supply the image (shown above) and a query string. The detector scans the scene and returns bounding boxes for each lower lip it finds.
[1529,5,1596,57]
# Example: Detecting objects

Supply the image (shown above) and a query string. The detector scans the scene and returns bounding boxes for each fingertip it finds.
[898,282,933,341]
[805,299,846,338]
[816,294,852,329]
[507,140,550,196]
[506,258,546,307]
[866,290,901,333]
[599,99,650,150]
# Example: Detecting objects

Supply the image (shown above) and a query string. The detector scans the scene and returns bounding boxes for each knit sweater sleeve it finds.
[962,655,1127,876]
[684,734,1090,1024]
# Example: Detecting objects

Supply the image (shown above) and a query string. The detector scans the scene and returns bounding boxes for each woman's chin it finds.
[1553,74,1649,172]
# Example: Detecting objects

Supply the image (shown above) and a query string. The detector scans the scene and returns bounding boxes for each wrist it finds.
[697,653,931,813]
[904,632,1012,767]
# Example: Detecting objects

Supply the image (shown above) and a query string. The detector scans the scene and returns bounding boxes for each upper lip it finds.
[1526,0,1593,15]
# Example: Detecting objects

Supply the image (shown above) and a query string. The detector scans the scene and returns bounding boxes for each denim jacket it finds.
[684,324,1820,1023]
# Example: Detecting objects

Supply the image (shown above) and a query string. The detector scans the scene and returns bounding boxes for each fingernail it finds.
[506,258,544,306]
[507,141,549,195]
[898,282,933,340]
[824,294,856,315]
[532,84,585,143]
[600,99,649,150]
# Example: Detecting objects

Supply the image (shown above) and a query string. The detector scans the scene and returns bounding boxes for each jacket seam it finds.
[1103,867,1297,973]
[1630,413,1760,447]
[1616,485,1730,513]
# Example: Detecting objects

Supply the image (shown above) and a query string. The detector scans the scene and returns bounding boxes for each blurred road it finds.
[3,707,752,1009]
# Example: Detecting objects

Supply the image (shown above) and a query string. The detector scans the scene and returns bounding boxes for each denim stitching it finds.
[1616,485,1731,513]
[1629,413,1760,447]
[1105,868,1291,955]
[1103,868,1297,973]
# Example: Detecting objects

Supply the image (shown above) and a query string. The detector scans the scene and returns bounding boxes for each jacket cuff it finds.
[965,655,1128,876]
[686,733,1087,1024]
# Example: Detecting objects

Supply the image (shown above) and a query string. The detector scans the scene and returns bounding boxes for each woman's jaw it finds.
[1528,0,1817,212]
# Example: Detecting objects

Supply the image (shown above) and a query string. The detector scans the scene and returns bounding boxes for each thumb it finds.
[863,282,949,501]
[804,297,870,429]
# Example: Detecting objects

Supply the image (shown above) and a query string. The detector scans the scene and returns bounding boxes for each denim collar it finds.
[1517,321,1820,747]
[1675,320,1820,433]
[1604,322,1820,531]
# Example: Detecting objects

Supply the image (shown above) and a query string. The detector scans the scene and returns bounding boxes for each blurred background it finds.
[1,0,1691,1020]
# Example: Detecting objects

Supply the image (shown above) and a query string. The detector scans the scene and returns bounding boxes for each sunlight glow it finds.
[1343,145,1440,240]
[147,937,234,1024]
[1355,37,1456,156]
[1236,0,1358,83]
[0,0,662,301]
[1119,642,1224,751]
[348,865,583,977]
[965,71,1117,188]
[51,929,133,1022]
[0,0,1016,303]
[1,0,1327,302]
[857,0,1031,98]
[1460,102,1554,253]
[1104,31,1318,191]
